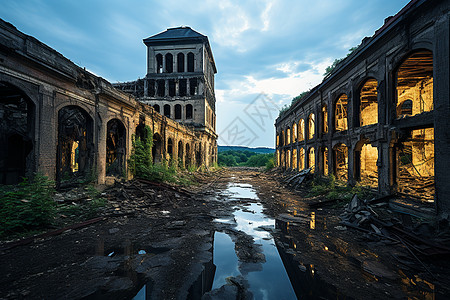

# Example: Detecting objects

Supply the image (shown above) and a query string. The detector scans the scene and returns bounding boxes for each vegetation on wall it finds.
[129,125,193,185]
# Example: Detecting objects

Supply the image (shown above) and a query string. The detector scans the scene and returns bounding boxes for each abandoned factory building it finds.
[275,0,449,216]
[113,26,218,165]
[0,20,218,186]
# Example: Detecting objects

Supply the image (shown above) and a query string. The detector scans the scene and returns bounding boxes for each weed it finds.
[0,174,56,237]
[309,175,374,206]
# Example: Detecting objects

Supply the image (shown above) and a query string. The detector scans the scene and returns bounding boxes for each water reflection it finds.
[275,218,353,299]
[210,183,297,299]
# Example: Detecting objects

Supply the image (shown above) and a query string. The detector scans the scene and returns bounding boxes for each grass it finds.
[0,174,56,238]
[308,175,374,206]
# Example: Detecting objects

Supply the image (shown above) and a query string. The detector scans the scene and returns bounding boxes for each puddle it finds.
[211,183,297,299]
[223,182,258,200]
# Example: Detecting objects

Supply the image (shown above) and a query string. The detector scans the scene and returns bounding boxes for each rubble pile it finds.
[339,194,450,283]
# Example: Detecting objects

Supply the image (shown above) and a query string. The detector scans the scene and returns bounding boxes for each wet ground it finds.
[1,168,449,299]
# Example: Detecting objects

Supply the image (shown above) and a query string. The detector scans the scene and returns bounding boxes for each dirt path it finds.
[0,168,447,299]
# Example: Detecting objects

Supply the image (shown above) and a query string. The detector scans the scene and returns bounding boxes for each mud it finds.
[1,168,449,299]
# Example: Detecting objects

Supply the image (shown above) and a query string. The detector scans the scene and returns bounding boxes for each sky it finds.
[0,0,409,148]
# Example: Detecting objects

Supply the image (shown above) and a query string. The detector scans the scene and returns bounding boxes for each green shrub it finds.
[0,174,56,237]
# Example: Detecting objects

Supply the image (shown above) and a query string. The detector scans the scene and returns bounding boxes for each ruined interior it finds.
[292,148,297,170]
[356,142,378,187]
[167,138,173,159]
[185,143,191,167]
[322,147,329,176]
[0,83,34,184]
[322,105,328,133]
[308,114,314,140]
[287,149,291,168]
[299,148,304,170]
[298,119,304,141]
[396,50,433,118]
[333,143,348,181]
[106,119,126,177]
[292,123,297,142]
[359,79,378,126]
[287,128,291,145]
[308,147,315,171]
[57,106,93,184]
[395,128,434,202]
[335,94,348,131]
[152,133,163,164]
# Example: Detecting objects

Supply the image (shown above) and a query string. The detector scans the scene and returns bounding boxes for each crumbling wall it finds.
[274,0,449,214]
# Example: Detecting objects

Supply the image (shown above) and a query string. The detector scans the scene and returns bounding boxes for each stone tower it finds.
[140,26,217,136]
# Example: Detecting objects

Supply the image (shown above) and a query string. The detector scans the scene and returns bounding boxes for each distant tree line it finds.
[218,150,274,169]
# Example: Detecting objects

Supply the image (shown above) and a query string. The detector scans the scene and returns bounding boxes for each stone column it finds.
[144,79,148,97]
[434,15,450,217]
[174,55,178,73]
[162,55,166,73]
[165,80,169,97]
[187,79,190,96]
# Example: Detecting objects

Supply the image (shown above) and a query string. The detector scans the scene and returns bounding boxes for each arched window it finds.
[156,54,163,74]
[187,52,194,72]
[153,104,160,113]
[189,78,197,95]
[398,99,413,116]
[164,104,171,118]
[299,148,305,170]
[308,147,315,171]
[292,123,297,142]
[58,106,93,182]
[152,133,163,164]
[175,104,182,119]
[177,53,185,72]
[322,105,328,133]
[179,79,187,96]
[186,104,193,119]
[298,119,304,141]
[359,79,378,126]
[308,114,315,140]
[165,53,173,73]
[396,50,433,118]
[286,128,291,145]
[322,147,329,176]
[167,138,173,157]
[356,142,377,187]
[333,143,348,180]
[157,79,165,97]
[169,79,176,97]
[335,94,348,131]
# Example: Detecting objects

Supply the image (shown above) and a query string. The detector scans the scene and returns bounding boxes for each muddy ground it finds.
[0,168,449,299]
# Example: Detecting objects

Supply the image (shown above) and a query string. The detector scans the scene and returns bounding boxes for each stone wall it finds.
[274,0,450,216]
[0,19,217,186]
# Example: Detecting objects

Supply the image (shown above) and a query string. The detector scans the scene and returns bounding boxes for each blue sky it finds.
[0,0,409,148]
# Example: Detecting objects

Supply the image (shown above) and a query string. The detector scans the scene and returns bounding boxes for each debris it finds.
[109,228,120,234]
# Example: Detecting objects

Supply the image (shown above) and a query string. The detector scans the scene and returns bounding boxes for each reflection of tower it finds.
[186,230,216,298]
[140,27,217,137]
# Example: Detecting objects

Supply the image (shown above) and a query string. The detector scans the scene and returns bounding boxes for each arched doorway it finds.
[106,119,126,177]
[0,82,35,184]
[57,105,93,184]
[178,140,184,168]
[152,133,163,164]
